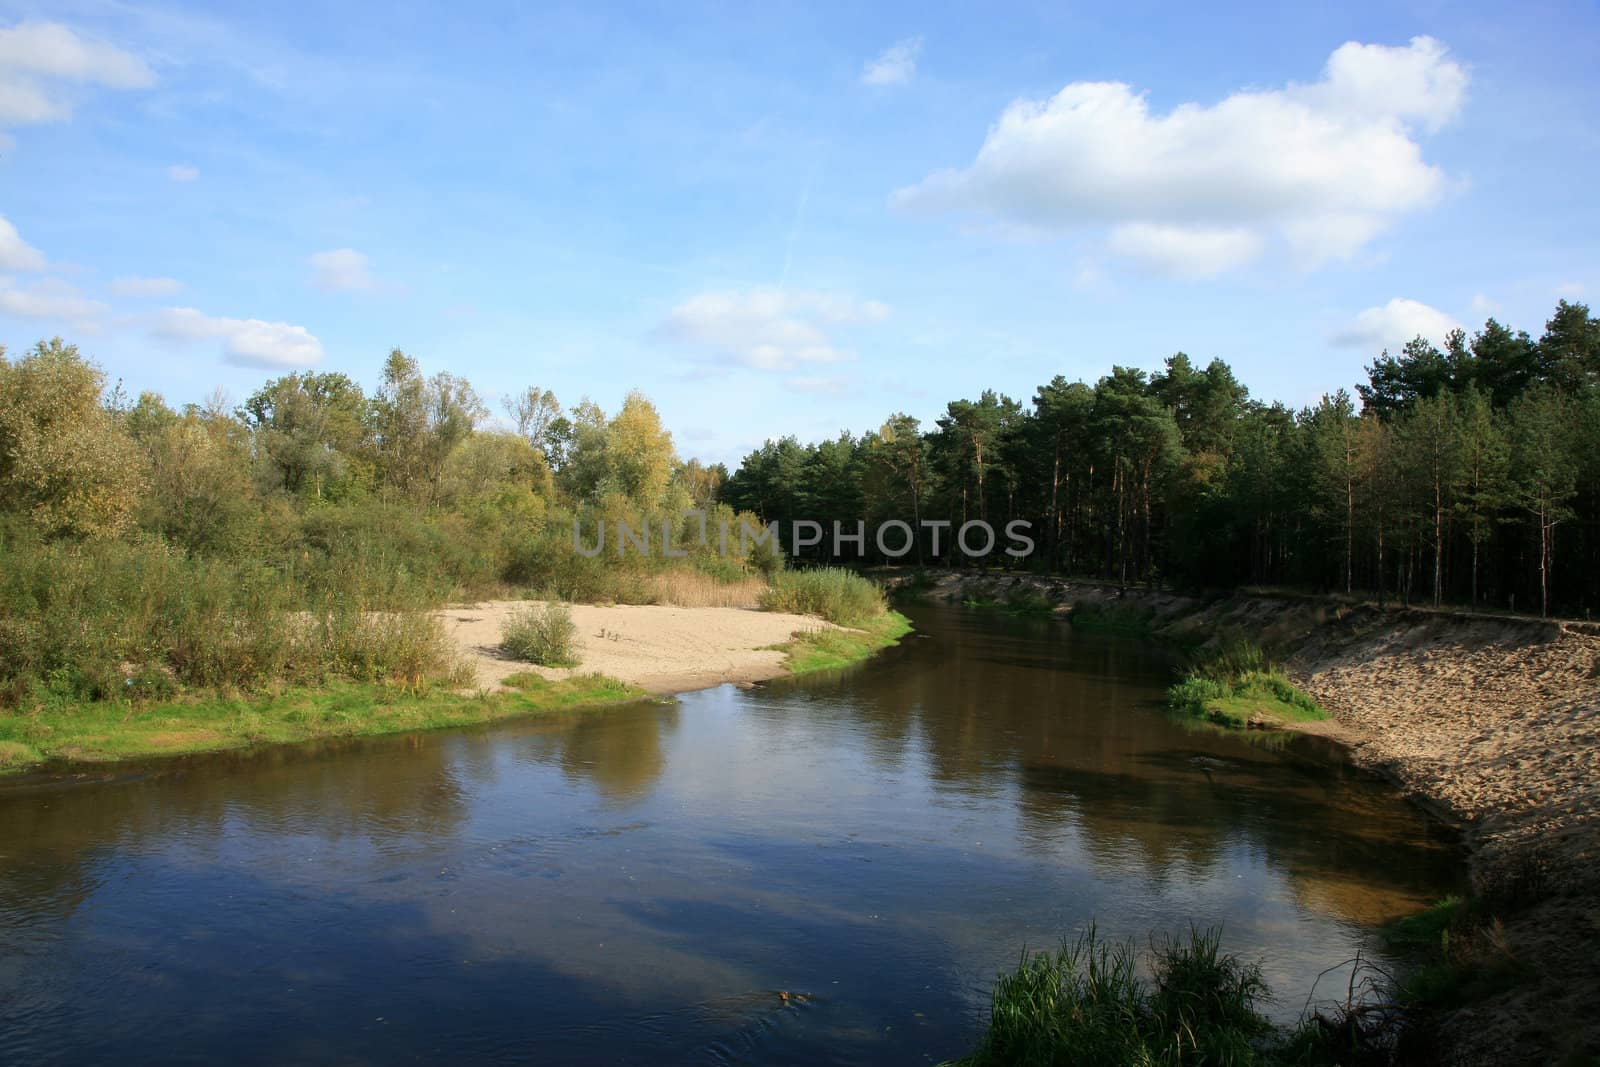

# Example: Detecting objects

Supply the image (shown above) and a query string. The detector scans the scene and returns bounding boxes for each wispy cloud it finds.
[861,37,922,87]
[168,163,199,182]
[308,248,380,293]
[110,275,184,298]
[658,288,889,370]
[0,21,153,137]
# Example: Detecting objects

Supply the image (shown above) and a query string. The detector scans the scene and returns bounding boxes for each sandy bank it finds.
[436,601,835,695]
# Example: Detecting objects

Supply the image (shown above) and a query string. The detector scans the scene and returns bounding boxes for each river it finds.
[0,604,1462,1064]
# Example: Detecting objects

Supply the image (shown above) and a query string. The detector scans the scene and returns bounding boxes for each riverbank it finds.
[916,571,1600,1063]
[0,601,910,778]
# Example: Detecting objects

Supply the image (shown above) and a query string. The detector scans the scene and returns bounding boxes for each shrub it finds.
[759,568,886,626]
[499,602,580,667]
[1167,639,1326,726]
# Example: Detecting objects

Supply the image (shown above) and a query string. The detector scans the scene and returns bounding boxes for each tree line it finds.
[723,301,1600,618]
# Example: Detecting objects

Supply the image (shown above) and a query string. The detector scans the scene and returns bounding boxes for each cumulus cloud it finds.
[0,215,45,271]
[0,277,107,325]
[168,163,199,182]
[1332,298,1460,351]
[894,36,1467,275]
[153,307,324,368]
[110,275,183,298]
[659,288,889,370]
[862,37,922,86]
[308,248,379,292]
[0,21,153,132]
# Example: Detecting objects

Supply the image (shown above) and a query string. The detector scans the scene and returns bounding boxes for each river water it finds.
[0,604,1462,1064]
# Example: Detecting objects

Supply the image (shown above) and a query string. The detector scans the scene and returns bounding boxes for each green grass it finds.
[1381,896,1525,1012]
[759,567,888,626]
[1068,600,1157,636]
[499,601,580,666]
[952,926,1271,1067]
[779,611,913,675]
[1167,640,1327,728]
[963,587,1057,618]
[0,672,642,775]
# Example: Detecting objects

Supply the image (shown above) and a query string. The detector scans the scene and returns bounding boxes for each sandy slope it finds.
[435,601,833,695]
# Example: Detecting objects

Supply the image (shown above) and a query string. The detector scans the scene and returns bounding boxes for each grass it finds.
[1167,640,1327,728]
[778,611,913,675]
[952,926,1271,1066]
[759,567,888,626]
[499,601,580,667]
[646,570,766,608]
[0,672,643,775]
[1382,896,1524,1012]
[963,586,1057,618]
[1068,600,1157,636]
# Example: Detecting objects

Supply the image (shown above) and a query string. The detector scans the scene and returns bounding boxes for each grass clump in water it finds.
[760,567,887,626]
[499,602,580,667]
[780,611,913,675]
[1069,600,1156,636]
[954,926,1270,1066]
[1167,639,1326,728]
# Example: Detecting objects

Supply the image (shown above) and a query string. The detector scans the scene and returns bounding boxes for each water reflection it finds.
[0,604,1462,1065]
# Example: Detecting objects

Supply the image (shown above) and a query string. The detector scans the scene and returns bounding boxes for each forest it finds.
[724,300,1600,618]
[0,299,1596,713]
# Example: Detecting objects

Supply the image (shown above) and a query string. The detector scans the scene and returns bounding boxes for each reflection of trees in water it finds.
[845,607,1463,927]
[510,703,681,805]
[0,731,472,929]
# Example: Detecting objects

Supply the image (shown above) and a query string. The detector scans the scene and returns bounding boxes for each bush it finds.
[759,567,886,626]
[1167,639,1325,727]
[499,602,580,667]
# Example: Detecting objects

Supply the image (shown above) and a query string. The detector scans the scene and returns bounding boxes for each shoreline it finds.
[0,603,911,780]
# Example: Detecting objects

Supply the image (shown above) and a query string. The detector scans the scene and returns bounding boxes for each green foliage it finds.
[1070,601,1156,636]
[499,602,580,667]
[954,926,1270,1067]
[759,567,887,625]
[779,611,912,674]
[1167,640,1326,727]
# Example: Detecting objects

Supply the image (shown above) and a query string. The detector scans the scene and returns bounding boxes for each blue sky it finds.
[1,1,1595,465]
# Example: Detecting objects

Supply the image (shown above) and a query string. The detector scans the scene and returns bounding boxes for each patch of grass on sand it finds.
[1167,640,1327,729]
[0,673,642,775]
[779,611,914,675]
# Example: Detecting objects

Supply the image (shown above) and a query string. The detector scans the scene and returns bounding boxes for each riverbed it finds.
[0,604,1462,1064]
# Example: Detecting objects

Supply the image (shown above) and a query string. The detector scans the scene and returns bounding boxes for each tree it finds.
[869,414,931,562]
[1395,393,1465,606]
[1507,386,1580,616]
[1358,336,1454,420]
[240,371,368,496]
[502,386,566,457]
[1453,386,1509,606]
[1303,391,1360,593]
[1538,300,1600,394]
[0,339,145,538]
[604,390,676,509]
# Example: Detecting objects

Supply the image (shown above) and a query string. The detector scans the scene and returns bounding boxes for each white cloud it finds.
[0,215,45,271]
[1470,293,1501,316]
[1105,223,1264,279]
[153,307,324,368]
[861,36,922,87]
[785,375,849,394]
[308,248,378,292]
[110,275,184,298]
[1331,298,1460,351]
[0,21,153,132]
[659,288,889,370]
[894,36,1466,274]
[0,276,107,324]
[168,163,199,182]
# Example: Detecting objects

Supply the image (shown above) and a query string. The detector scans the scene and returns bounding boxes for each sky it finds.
[1,1,1596,466]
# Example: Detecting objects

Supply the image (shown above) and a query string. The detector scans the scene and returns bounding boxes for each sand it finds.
[435,600,834,695]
